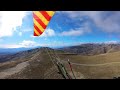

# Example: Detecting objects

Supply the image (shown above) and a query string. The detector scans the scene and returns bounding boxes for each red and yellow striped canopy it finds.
[33,11,55,36]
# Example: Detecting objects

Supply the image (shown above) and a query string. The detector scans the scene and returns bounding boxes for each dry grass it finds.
[5,52,63,79]
[1,49,120,79]
[59,51,120,79]
[59,51,120,64]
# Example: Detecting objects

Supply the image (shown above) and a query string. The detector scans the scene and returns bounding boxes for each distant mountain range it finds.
[0,47,41,54]
[59,43,120,55]
[0,47,54,63]
[1,43,120,63]
[1,43,120,56]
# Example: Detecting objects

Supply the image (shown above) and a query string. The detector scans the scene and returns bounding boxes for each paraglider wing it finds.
[33,11,55,36]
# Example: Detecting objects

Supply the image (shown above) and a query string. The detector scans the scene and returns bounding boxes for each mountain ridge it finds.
[58,43,120,55]
[1,45,120,79]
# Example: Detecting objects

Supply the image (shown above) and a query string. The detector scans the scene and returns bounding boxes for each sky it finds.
[0,11,120,48]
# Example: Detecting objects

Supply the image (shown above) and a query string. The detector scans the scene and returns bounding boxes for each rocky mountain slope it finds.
[1,44,120,79]
[0,47,64,79]
[59,43,120,55]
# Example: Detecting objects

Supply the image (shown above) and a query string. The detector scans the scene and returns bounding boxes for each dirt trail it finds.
[62,60,120,66]
[0,61,29,79]
[71,61,120,66]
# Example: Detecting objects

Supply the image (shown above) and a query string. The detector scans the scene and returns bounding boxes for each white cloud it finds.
[22,28,32,32]
[30,28,56,38]
[0,40,40,48]
[61,27,91,36]
[62,11,120,33]
[30,35,36,38]
[0,39,85,48]
[0,11,30,38]
[18,32,22,36]
[19,40,39,48]
[39,28,56,37]
[0,44,22,48]
[61,29,84,36]
[104,40,119,44]
[0,40,63,48]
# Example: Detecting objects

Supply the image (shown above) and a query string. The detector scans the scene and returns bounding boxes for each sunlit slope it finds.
[60,51,120,79]
[1,47,120,79]
[0,48,63,79]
